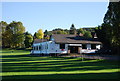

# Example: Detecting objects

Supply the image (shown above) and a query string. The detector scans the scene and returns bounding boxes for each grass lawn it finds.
[0,49,120,80]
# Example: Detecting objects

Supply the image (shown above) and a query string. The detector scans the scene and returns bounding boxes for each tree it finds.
[64,29,69,34]
[44,30,48,35]
[33,32,37,39]
[36,29,44,39]
[2,21,25,48]
[24,32,33,48]
[44,30,52,36]
[77,28,85,35]
[84,31,92,38]
[56,30,68,34]
[0,21,8,48]
[69,24,77,35]
[95,1,120,54]
[44,30,49,40]
[51,28,68,34]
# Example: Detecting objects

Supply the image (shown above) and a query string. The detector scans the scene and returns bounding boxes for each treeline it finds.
[95,2,120,55]
[39,24,95,40]
[0,21,94,49]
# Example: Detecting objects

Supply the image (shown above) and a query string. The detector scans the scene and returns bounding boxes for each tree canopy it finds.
[36,29,44,39]
[1,21,25,48]
[69,24,77,35]
[84,31,92,38]
[24,32,33,48]
[95,2,120,54]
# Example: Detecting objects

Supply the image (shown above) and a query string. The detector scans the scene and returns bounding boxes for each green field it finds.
[0,49,120,79]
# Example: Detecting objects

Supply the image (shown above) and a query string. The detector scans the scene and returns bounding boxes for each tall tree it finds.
[95,1,120,54]
[69,24,77,35]
[3,21,25,48]
[36,29,44,39]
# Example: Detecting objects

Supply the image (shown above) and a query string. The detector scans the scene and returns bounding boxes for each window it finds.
[91,44,96,49]
[45,45,46,49]
[34,47,36,50]
[82,44,87,49]
[46,44,48,49]
[60,44,65,49]
[39,45,41,50]
[36,46,38,50]
[37,46,39,50]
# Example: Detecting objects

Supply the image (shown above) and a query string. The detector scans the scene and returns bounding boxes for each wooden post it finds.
[68,50,70,54]
[78,47,81,53]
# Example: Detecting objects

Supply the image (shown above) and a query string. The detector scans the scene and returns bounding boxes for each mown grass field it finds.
[0,49,120,80]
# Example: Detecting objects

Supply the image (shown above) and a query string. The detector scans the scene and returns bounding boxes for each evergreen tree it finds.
[95,1,120,54]
[69,24,76,35]
[33,32,37,39]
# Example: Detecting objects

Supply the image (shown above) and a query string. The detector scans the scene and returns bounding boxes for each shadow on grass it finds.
[2,72,120,79]
[2,59,119,72]
[1,50,120,80]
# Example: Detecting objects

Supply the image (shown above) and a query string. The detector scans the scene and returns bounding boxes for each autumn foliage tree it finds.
[36,29,44,39]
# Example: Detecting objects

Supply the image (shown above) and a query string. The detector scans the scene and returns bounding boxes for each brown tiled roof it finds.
[52,34,102,44]
[33,39,48,44]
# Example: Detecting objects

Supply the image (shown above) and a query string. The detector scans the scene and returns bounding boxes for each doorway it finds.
[68,46,79,53]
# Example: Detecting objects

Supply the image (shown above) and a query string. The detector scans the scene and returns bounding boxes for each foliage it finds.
[44,30,49,35]
[84,31,92,38]
[69,24,77,35]
[44,30,52,35]
[52,28,63,31]
[77,28,85,35]
[33,32,37,39]
[24,32,33,48]
[51,28,68,34]
[95,2,120,54]
[76,28,92,38]
[64,29,69,34]
[57,30,68,34]
[0,21,8,47]
[1,21,25,48]
[36,29,44,39]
